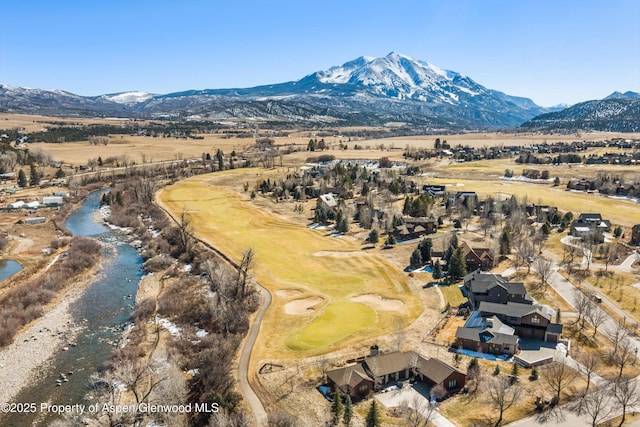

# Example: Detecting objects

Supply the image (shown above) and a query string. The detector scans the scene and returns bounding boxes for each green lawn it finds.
[157,171,422,359]
[285,301,377,351]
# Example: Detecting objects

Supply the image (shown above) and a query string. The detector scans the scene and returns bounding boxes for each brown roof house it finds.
[392,218,437,241]
[460,242,496,272]
[326,350,465,400]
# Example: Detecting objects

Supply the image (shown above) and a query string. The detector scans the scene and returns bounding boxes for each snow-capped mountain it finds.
[0,53,552,127]
[102,91,154,105]
[520,95,640,132]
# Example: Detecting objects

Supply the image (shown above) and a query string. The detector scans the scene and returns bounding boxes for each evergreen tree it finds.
[541,222,551,236]
[343,394,353,427]
[384,235,396,247]
[55,168,66,179]
[418,238,433,264]
[448,247,467,281]
[17,169,27,187]
[215,149,224,171]
[365,400,381,427]
[450,233,459,249]
[432,262,443,282]
[368,229,379,244]
[500,228,512,256]
[331,388,344,425]
[29,163,40,186]
[362,181,369,196]
[410,249,423,270]
[314,204,328,223]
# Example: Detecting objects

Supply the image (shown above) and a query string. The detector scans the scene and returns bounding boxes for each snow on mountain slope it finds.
[102,91,154,104]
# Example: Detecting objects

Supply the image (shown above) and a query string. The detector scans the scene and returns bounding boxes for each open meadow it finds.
[157,169,423,361]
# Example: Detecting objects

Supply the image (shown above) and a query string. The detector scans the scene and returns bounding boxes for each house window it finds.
[448,379,457,388]
[360,385,368,393]
[531,316,540,324]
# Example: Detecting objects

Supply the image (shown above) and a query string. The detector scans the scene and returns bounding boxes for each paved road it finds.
[237,282,271,427]
[376,384,456,427]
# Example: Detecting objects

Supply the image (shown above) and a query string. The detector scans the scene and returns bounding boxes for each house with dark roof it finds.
[455,313,519,356]
[326,363,373,399]
[422,184,446,198]
[464,271,532,309]
[392,218,437,241]
[326,350,465,400]
[460,242,495,272]
[570,213,611,238]
[478,301,562,343]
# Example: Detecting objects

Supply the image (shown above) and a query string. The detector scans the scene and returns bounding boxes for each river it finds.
[1,189,144,426]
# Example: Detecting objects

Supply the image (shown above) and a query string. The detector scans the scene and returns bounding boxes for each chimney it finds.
[370,345,379,356]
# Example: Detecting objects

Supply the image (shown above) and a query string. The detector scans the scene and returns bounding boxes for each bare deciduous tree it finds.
[515,240,536,274]
[485,375,522,427]
[586,305,608,338]
[577,350,601,396]
[605,320,630,362]
[237,247,256,299]
[533,257,554,291]
[581,387,613,427]
[573,289,592,331]
[612,338,636,378]
[613,375,640,427]
[401,395,435,427]
[541,360,579,404]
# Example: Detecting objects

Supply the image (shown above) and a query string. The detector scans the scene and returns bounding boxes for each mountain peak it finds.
[604,91,640,100]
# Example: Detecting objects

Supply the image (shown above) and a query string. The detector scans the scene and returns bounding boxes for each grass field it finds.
[157,170,423,360]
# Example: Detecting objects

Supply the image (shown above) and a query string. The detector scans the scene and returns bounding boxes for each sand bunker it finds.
[276,289,303,298]
[284,297,324,315]
[313,251,368,258]
[351,294,404,311]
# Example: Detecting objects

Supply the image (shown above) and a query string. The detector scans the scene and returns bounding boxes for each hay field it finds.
[26,134,252,166]
[157,170,422,360]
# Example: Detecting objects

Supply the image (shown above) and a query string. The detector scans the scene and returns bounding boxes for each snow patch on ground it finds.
[152,316,181,337]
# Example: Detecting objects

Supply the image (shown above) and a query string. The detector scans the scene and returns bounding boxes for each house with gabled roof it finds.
[326,350,465,400]
[478,301,562,343]
[460,242,495,272]
[464,270,533,309]
[455,313,519,356]
[570,213,611,238]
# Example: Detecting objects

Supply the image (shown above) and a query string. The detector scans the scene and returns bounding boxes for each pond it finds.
[0,259,22,281]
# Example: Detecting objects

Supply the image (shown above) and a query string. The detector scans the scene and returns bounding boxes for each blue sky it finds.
[1,0,638,106]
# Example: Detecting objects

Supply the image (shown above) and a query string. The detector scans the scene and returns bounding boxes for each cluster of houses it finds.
[4,194,66,210]
[326,347,465,401]
[455,271,562,361]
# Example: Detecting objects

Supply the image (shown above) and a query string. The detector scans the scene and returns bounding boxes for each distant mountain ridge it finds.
[0,52,583,128]
[520,91,640,132]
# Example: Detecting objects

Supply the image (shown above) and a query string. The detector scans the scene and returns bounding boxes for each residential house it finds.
[460,242,495,272]
[455,312,520,356]
[326,363,373,399]
[477,301,562,343]
[422,185,446,199]
[526,204,558,223]
[392,218,437,241]
[326,350,465,400]
[464,271,532,310]
[570,213,611,238]
[317,193,338,212]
